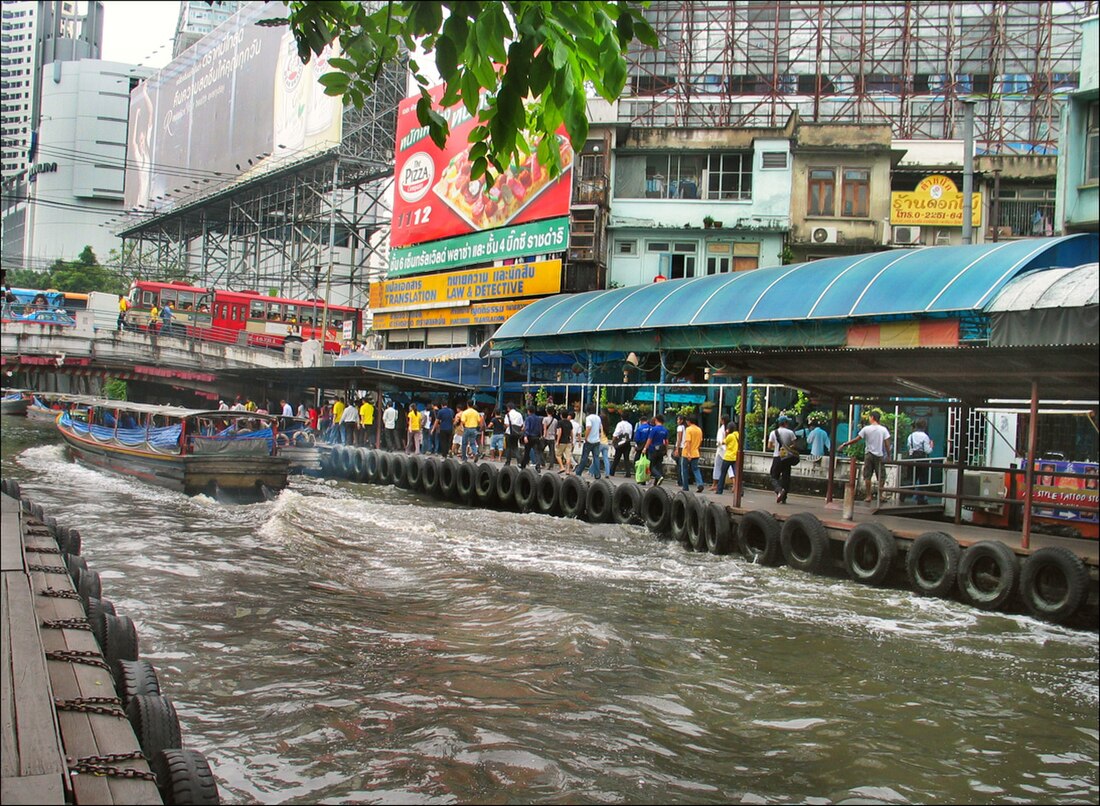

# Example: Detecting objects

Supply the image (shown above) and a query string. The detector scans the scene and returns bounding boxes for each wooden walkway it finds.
[1,492,161,805]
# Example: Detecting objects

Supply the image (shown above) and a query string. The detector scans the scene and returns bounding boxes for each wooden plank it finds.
[1,772,66,804]
[1,576,22,778]
[1,494,25,572]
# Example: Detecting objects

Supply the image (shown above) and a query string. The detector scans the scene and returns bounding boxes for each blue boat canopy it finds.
[492,235,1096,352]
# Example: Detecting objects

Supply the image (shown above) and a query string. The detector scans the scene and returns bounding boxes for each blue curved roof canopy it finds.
[492,235,1097,351]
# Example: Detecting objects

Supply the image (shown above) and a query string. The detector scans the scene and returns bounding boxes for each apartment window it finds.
[616,240,637,255]
[708,153,752,200]
[614,152,743,200]
[841,169,870,217]
[1087,101,1099,183]
[808,168,835,216]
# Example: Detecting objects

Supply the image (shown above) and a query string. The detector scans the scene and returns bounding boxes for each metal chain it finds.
[45,649,110,671]
[70,752,157,782]
[27,564,69,574]
[40,586,82,599]
[41,617,91,631]
[54,696,126,718]
[26,545,62,554]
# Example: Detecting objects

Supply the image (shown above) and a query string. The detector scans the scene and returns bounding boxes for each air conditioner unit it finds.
[893,226,921,245]
[810,226,839,244]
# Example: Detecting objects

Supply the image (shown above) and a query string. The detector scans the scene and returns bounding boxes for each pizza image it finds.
[432,134,574,230]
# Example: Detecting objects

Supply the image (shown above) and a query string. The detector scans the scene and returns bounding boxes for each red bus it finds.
[127,280,362,353]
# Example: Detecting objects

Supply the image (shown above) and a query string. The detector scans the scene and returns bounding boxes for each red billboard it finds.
[391,85,574,249]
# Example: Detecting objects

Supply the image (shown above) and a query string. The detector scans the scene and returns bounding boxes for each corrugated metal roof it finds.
[493,235,1097,343]
[986,263,1099,311]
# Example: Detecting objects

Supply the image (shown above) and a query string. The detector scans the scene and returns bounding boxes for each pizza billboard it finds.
[391,85,574,249]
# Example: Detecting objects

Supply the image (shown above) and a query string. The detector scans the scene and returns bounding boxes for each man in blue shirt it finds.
[806,419,831,463]
[434,402,454,457]
[642,414,670,485]
[520,405,544,470]
[632,416,652,472]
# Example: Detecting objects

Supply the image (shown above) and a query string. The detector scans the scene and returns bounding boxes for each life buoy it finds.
[536,471,562,515]
[150,748,221,806]
[514,468,540,512]
[585,478,614,523]
[703,502,734,554]
[456,461,477,502]
[559,475,587,519]
[611,482,643,525]
[474,463,498,507]
[405,455,423,490]
[365,449,381,483]
[126,694,182,761]
[843,523,897,586]
[905,531,960,598]
[738,510,783,566]
[421,457,442,497]
[670,491,692,543]
[495,465,519,509]
[956,540,1019,611]
[641,485,673,537]
[439,458,460,500]
[1019,546,1089,623]
[685,495,707,552]
[113,658,161,710]
[780,513,831,574]
[103,612,139,665]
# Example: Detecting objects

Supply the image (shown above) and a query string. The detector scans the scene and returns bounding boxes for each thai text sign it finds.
[373,300,533,331]
[387,217,570,278]
[891,174,981,226]
[370,260,561,309]
[392,84,573,248]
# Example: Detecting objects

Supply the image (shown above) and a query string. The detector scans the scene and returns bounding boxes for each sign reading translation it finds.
[370,260,562,310]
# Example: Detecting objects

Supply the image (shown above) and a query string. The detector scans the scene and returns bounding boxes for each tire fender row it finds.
[1,477,221,805]
[319,451,1092,626]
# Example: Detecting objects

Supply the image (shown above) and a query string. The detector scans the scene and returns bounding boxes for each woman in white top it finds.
[710,414,733,492]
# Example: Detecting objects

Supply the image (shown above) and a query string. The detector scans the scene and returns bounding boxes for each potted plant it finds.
[703,215,715,229]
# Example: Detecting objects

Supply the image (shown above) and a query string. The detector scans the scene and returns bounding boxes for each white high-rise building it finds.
[172,0,243,58]
[1,1,102,181]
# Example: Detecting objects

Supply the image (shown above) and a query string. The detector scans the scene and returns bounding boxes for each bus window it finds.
[141,290,156,306]
[286,305,299,323]
[267,303,284,321]
[250,300,265,320]
[177,291,195,311]
[160,290,177,307]
[197,294,211,313]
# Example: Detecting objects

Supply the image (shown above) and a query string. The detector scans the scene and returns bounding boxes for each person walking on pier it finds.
[488,409,505,460]
[839,410,892,504]
[904,418,933,504]
[503,402,524,465]
[406,403,422,454]
[715,417,740,495]
[610,415,633,477]
[359,397,375,447]
[434,401,454,457]
[459,401,482,461]
[521,405,544,470]
[680,416,705,492]
[574,404,603,480]
[382,400,399,450]
[340,398,360,446]
[642,414,670,485]
[767,414,798,504]
[807,418,831,464]
[556,410,575,473]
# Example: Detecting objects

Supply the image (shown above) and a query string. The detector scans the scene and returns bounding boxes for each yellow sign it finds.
[373,300,533,331]
[891,174,981,226]
[370,259,561,309]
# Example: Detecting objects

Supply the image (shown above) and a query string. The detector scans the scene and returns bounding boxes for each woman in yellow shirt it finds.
[406,404,422,454]
[716,419,740,495]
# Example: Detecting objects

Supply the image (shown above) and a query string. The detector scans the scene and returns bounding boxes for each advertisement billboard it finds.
[125,1,342,210]
[391,84,574,249]
[372,300,534,331]
[891,174,982,227]
[369,259,562,310]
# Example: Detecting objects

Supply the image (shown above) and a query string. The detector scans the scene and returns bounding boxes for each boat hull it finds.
[58,427,289,502]
[26,405,60,423]
[1,398,29,416]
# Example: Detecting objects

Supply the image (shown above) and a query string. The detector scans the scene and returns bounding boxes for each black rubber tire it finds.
[956,540,1020,611]
[1019,546,1089,623]
[151,748,221,805]
[85,596,115,648]
[535,472,562,516]
[336,446,354,478]
[780,513,831,574]
[495,465,519,510]
[685,495,707,552]
[113,659,161,709]
[66,553,88,582]
[421,457,442,497]
[844,523,898,586]
[456,461,477,503]
[365,450,381,484]
[319,447,335,476]
[514,468,540,513]
[670,491,693,543]
[439,458,460,501]
[559,475,587,519]
[611,483,643,525]
[738,510,783,566]
[77,567,102,607]
[585,478,615,523]
[103,612,139,665]
[905,531,961,598]
[405,455,423,490]
[474,463,498,507]
[378,452,395,485]
[641,485,673,537]
[350,448,368,482]
[391,454,409,488]
[44,514,59,538]
[62,527,82,557]
[703,502,734,554]
[126,694,182,760]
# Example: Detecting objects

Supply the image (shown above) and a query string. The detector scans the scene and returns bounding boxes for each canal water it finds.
[3,416,1097,805]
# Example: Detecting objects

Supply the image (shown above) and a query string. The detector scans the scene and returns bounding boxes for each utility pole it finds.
[961,98,976,245]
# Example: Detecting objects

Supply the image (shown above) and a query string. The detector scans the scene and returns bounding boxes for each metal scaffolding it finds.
[115,57,405,309]
[623,1,1096,154]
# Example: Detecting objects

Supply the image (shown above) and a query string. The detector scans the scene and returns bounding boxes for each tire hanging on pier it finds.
[456,461,478,503]
[904,531,961,598]
[421,457,442,497]
[738,510,783,566]
[378,452,395,485]
[514,468,540,513]
[103,612,140,665]
[474,463,498,507]
[956,540,1019,611]
[351,449,368,482]
[151,748,221,806]
[113,659,162,709]
[536,471,562,516]
[126,694,182,761]
[641,485,673,537]
[85,596,115,648]
[611,482,643,525]
[843,523,897,586]
[439,458,460,500]
[365,449,381,483]
[76,567,102,607]
[703,502,734,554]
[685,495,707,552]
[585,478,614,523]
[559,475,587,519]
[391,454,409,488]
[336,447,353,479]
[1019,546,1089,624]
[495,465,519,510]
[405,455,423,490]
[780,513,831,574]
[670,491,693,543]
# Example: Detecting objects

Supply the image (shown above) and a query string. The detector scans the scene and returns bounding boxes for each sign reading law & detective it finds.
[370,260,562,309]
[891,174,982,227]
[373,300,533,331]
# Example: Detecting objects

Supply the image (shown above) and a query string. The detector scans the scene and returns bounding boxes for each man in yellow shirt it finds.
[459,401,482,461]
[680,415,705,492]
[716,418,740,495]
[332,397,346,442]
[117,296,129,331]
[359,397,374,447]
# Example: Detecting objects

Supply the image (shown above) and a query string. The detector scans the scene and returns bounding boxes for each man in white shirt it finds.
[382,401,399,451]
[573,405,604,480]
[503,402,525,466]
[340,398,360,446]
[610,417,633,476]
[840,410,892,503]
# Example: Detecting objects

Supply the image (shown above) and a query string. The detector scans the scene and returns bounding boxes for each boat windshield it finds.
[186,414,277,456]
